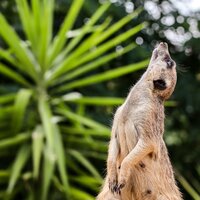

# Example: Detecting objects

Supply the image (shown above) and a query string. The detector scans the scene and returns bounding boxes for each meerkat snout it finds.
[159,42,168,48]
[155,43,175,69]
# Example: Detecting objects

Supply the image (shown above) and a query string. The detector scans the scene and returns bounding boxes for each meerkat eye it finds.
[164,55,174,68]
[153,79,167,90]
[166,59,174,68]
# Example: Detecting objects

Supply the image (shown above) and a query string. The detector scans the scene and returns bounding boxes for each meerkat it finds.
[97,42,182,200]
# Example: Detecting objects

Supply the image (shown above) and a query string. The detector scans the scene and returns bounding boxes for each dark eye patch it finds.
[164,55,174,68]
[153,79,167,90]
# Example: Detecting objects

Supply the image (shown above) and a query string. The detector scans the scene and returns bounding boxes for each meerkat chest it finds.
[128,103,164,133]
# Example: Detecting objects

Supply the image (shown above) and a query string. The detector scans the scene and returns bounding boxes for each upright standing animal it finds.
[97,42,182,200]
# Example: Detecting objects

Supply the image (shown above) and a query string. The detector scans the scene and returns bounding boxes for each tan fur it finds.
[97,43,182,200]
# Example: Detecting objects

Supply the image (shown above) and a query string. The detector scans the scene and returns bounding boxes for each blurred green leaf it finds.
[94,7,142,45]
[57,107,110,132]
[16,0,35,48]
[54,125,70,196]
[61,126,109,137]
[0,14,38,80]
[0,133,30,150]
[64,96,124,106]
[0,63,31,87]
[0,93,16,104]
[51,2,111,67]
[72,175,101,192]
[67,138,107,153]
[176,172,200,199]
[31,0,40,43]
[0,170,9,183]
[69,150,102,181]
[0,48,19,67]
[11,89,32,134]
[71,187,94,200]
[32,126,44,179]
[38,0,54,69]
[56,59,149,92]
[48,22,146,81]
[53,42,136,85]
[41,146,56,200]
[66,22,145,71]
[164,101,178,107]
[7,144,31,193]
[38,94,54,149]
[49,17,112,81]
[48,0,84,66]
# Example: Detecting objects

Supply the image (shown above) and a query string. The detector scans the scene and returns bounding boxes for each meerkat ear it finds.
[148,49,158,68]
[153,49,158,60]
[153,79,167,90]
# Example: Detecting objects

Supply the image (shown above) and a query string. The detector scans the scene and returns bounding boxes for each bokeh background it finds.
[0,0,200,199]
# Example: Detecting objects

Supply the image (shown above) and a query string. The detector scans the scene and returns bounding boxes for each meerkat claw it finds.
[114,182,125,195]
[109,179,118,193]
[113,184,118,193]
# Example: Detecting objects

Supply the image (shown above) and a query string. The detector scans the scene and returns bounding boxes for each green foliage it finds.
[0,0,148,199]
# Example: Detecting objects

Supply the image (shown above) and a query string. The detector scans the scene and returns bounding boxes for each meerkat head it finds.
[146,42,177,100]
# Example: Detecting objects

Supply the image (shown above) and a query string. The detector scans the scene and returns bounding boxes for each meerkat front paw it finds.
[108,176,118,193]
[107,162,118,193]
[114,162,130,194]
[115,179,126,195]
[114,175,127,195]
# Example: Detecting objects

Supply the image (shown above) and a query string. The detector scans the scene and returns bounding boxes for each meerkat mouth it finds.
[153,79,167,90]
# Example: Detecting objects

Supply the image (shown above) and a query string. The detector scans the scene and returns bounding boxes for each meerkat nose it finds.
[159,42,168,49]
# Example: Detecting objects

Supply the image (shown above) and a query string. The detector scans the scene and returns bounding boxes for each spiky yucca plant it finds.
[0,0,149,199]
